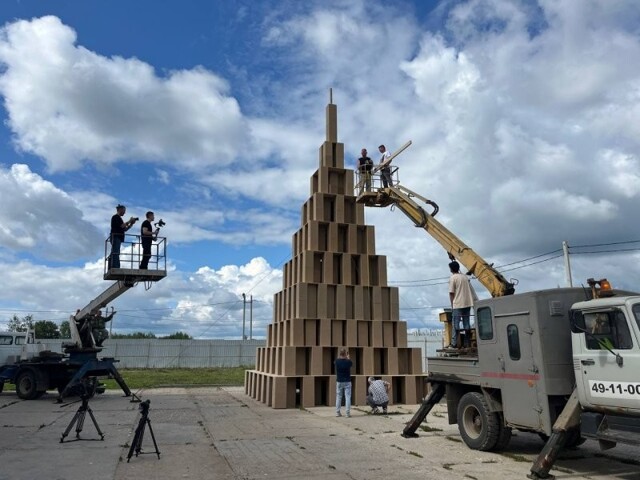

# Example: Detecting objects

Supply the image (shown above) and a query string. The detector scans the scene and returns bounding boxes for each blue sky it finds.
[1,0,640,338]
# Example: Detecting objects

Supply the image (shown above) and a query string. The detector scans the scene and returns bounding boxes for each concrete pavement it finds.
[0,387,638,480]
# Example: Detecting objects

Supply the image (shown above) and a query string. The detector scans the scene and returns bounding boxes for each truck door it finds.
[495,312,542,429]
[573,306,640,413]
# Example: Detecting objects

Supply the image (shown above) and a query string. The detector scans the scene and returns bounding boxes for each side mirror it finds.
[570,310,586,333]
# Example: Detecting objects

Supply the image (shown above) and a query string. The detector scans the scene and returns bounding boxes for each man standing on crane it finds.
[448,261,478,348]
[378,144,392,188]
[357,148,373,194]
[109,204,137,269]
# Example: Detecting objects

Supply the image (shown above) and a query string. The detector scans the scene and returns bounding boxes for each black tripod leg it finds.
[61,410,81,443]
[75,408,87,438]
[145,419,161,458]
[86,406,105,440]
[127,421,145,462]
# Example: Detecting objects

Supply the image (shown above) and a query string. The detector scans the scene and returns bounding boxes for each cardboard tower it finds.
[245,96,424,408]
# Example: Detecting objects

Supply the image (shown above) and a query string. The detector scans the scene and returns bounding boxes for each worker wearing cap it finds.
[448,261,478,348]
[109,204,137,269]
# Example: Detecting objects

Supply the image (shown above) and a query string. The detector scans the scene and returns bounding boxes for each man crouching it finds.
[367,377,390,414]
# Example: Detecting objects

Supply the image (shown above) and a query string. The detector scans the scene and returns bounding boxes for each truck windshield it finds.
[633,303,640,332]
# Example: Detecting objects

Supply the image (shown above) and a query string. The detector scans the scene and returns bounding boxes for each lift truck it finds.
[0,234,167,401]
[356,164,640,478]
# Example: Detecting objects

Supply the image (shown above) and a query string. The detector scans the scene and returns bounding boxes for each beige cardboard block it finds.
[345,285,354,319]
[325,104,337,142]
[386,347,399,375]
[346,320,358,346]
[357,321,369,346]
[354,286,364,319]
[354,376,368,405]
[335,195,345,223]
[317,284,328,319]
[281,347,298,376]
[272,376,289,408]
[397,321,408,347]
[355,201,365,225]
[288,318,303,346]
[397,348,409,375]
[304,319,317,345]
[371,322,383,347]
[371,286,383,319]
[411,348,423,374]
[310,346,324,375]
[377,255,388,286]
[362,347,375,374]
[301,376,316,408]
[390,286,399,320]
[335,285,346,319]
[331,319,344,346]
[319,318,332,345]
[383,321,395,346]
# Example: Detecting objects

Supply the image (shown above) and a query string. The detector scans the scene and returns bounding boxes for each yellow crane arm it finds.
[359,185,515,297]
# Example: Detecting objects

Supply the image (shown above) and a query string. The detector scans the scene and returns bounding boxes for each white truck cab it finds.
[0,330,38,365]
[571,296,640,415]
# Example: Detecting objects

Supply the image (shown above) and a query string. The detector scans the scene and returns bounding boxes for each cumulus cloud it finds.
[0,164,102,260]
[0,16,246,172]
[0,256,282,339]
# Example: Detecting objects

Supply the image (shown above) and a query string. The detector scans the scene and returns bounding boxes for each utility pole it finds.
[562,240,573,287]
[242,293,246,340]
[249,295,253,340]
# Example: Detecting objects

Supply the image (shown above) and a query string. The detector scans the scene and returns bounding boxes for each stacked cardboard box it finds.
[245,101,424,408]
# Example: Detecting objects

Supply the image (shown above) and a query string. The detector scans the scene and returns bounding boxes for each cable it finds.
[570,239,640,248]
[569,247,640,255]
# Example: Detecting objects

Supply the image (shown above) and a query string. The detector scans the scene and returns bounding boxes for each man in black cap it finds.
[109,204,137,269]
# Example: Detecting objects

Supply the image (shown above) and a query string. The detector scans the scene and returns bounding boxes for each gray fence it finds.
[36,333,443,370]
[39,339,264,368]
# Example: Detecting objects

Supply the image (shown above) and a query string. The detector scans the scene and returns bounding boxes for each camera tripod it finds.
[127,399,160,462]
[60,380,104,443]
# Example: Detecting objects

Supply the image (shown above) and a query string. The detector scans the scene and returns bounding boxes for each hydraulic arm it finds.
[359,184,515,297]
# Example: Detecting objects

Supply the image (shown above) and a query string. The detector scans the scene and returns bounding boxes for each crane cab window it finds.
[584,311,633,350]
[507,324,521,360]
[477,307,493,340]
[0,335,13,345]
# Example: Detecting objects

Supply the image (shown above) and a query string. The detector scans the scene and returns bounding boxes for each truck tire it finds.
[457,392,500,451]
[494,416,512,451]
[16,369,39,400]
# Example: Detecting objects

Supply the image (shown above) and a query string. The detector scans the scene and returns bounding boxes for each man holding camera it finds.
[139,211,156,269]
[109,204,137,269]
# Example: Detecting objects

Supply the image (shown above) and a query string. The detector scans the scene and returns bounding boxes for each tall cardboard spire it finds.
[245,95,424,408]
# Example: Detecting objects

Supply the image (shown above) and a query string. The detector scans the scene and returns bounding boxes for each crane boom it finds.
[359,184,515,297]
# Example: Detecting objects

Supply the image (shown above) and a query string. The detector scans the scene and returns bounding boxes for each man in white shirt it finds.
[448,261,478,348]
[378,144,392,188]
[367,377,390,414]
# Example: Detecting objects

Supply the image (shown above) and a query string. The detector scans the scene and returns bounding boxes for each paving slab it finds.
[0,387,638,480]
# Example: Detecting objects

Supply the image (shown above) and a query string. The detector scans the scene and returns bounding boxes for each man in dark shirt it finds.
[139,211,156,269]
[357,148,373,194]
[109,204,137,269]
[334,348,352,417]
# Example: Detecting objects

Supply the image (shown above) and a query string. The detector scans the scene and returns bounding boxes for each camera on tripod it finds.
[139,399,151,414]
[154,219,166,228]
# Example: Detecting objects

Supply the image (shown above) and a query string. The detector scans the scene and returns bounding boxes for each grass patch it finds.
[445,436,462,443]
[500,452,529,463]
[419,425,443,432]
[102,367,249,389]
[408,451,423,458]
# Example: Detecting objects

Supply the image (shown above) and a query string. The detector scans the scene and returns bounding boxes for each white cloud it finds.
[0,16,247,172]
[0,164,102,260]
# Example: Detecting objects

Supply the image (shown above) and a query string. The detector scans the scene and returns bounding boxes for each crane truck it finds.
[356,176,640,478]
[0,234,167,401]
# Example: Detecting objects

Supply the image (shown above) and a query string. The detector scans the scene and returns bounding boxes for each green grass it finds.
[102,367,250,390]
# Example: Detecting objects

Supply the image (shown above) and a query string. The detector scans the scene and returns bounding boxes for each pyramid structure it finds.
[245,98,424,408]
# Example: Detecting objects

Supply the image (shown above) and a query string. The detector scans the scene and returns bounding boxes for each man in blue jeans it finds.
[448,261,478,348]
[334,348,352,417]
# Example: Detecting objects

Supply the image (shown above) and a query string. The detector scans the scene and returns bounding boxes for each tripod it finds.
[127,399,160,462]
[60,381,104,443]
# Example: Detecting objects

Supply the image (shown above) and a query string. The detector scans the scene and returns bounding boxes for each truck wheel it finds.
[16,369,39,400]
[457,392,500,451]
[494,417,512,451]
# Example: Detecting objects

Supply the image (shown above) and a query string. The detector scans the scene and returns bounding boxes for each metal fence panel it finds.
[34,339,265,368]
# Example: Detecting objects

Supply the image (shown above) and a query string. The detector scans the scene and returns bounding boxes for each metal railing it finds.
[103,233,167,274]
